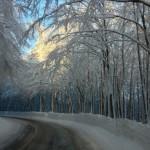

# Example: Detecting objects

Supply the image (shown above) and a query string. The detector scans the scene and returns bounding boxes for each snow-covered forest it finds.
[0,0,150,123]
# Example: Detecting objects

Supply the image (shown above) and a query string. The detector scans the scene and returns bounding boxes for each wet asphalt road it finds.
[3,118,90,150]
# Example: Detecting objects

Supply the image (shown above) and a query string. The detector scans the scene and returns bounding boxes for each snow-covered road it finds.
[0,112,150,150]
[27,113,150,150]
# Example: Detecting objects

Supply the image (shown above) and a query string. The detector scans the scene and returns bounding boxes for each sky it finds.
[20,0,65,55]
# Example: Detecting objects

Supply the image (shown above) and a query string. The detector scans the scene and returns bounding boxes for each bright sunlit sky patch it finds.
[20,0,65,55]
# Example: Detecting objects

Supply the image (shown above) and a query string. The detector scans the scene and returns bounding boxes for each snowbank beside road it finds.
[0,117,26,149]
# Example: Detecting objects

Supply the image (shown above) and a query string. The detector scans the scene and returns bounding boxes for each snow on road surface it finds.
[0,117,26,149]
[28,113,150,150]
[1,112,150,150]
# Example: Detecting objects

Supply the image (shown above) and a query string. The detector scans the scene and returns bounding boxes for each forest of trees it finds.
[0,0,150,123]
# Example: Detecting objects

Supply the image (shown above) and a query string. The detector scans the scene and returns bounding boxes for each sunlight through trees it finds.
[0,0,150,123]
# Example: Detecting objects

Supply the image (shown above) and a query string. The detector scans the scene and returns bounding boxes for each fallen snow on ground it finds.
[1,112,150,150]
[0,117,25,149]
[36,113,150,150]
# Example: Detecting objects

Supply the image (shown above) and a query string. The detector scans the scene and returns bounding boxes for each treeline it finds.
[26,0,149,123]
[18,0,150,123]
[0,0,149,124]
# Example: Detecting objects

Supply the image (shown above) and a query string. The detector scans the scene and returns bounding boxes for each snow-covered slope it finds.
[0,117,26,149]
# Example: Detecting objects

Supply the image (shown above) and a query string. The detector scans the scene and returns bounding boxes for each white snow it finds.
[40,113,150,150]
[1,112,150,150]
[0,117,26,149]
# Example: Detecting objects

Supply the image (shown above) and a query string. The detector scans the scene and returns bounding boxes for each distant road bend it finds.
[4,118,90,150]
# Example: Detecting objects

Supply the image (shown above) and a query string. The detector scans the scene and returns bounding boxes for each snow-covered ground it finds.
[0,117,26,149]
[0,112,150,150]
[29,112,150,150]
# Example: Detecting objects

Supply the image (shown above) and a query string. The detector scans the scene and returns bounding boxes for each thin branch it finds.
[107,0,150,7]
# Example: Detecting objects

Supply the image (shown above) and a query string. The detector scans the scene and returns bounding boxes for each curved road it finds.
[2,113,150,150]
[4,118,90,150]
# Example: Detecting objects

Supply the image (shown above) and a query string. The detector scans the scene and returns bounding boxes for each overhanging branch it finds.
[107,0,150,7]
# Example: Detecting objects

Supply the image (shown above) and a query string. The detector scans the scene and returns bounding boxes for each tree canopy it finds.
[0,0,150,123]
